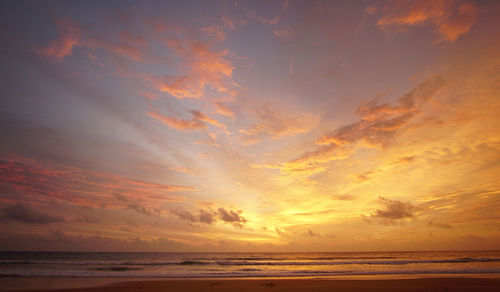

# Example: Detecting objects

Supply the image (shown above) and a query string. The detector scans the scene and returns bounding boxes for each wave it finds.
[94,267,142,271]
[1,268,499,278]
[1,257,499,266]
[215,257,500,266]
[178,261,211,265]
[223,256,398,261]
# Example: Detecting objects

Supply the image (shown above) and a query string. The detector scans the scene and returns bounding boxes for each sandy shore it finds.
[1,278,500,292]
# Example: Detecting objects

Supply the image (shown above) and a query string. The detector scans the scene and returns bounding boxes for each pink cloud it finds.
[37,19,82,61]
[273,27,297,41]
[243,0,289,26]
[0,155,192,214]
[37,18,155,63]
[148,106,227,133]
[148,110,206,131]
[203,24,226,42]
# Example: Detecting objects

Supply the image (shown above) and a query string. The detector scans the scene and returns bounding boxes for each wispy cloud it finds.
[0,156,192,215]
[148,110,205,131]
[148,107,227,133]
[145,38,234,99]
[273,27,297,41]
[214,101,235,117]
[293,209,335,216]
[239,105,319,145]
[37,19,153,63]
[241,0,289,26]
[428,220,454,229]
[276,76,445,177]
[203,24,226,42]
[38,15,237,101]
[376,0,480,42]
[37,19,81,61]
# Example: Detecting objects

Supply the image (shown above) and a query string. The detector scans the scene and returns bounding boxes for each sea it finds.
[1,251,499,278]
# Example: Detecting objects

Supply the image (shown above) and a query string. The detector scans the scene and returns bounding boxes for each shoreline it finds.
[1,277,500,291]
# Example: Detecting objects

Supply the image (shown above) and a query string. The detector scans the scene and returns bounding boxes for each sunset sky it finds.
[0,0,499,252]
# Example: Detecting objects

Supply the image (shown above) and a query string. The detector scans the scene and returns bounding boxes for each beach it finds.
[2,251,499,291]
[1,278,500,292]
[2,251,499,278]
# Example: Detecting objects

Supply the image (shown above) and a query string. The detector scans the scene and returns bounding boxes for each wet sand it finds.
[1,278,500,292]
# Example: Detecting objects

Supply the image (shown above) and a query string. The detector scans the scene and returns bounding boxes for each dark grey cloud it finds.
[198,209,217,224]
[170,209,199,223]
[306,229,316,237]
[0,204,65,224]
[428,220,454,229]
[370,197,416,224]
[217,208,247,228]
[127,202,161,216]
[275,227,288,237]
[112,192,161,216]
[171,207,247,228]
[332,194,356,201]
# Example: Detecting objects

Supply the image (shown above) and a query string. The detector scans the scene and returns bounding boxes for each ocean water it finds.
[1,251,499,278]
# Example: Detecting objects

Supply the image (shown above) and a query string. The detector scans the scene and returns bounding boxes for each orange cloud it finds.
[393,156,416,164]
[146,39,234,99]
[376,0,480,42]
[148,110,205,131]
[437,2,479,42]
[377,0,449,28]
[195,132,220,147]
[191,110,228,133]
[277,76,445,176]
[214,101,235,117]
[365,6,377,15]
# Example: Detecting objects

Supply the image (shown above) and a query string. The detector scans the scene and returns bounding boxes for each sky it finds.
[0,0,499,252]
